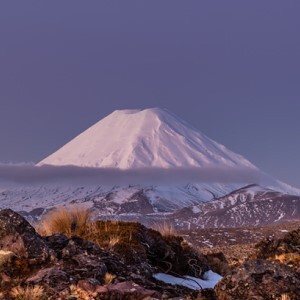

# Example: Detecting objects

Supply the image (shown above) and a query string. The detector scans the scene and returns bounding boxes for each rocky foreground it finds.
[0,209,299,299]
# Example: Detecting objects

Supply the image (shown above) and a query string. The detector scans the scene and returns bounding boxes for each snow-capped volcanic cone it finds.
[37,108,299,195]
[38,108,255,169]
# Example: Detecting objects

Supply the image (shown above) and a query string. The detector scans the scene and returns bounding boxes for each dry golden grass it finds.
[155,222,176,237]
[0,250,15,267]
[35,206,91,236]
[104,272,116,284]
[69,285,91,300]
[10,285,45,300]
[275,253,300,265]
[280,294,291,300]
[107,235,120,248]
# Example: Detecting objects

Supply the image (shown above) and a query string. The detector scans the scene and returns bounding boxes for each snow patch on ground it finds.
[153,270,222,290]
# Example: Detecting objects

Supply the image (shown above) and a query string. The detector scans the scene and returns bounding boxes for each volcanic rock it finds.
[215,259,300,299]
[0,209,49,262]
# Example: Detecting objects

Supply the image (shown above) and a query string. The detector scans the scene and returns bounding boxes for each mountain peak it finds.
[38,108,255,169]
[111,108,177,122]
[112,107,164,114]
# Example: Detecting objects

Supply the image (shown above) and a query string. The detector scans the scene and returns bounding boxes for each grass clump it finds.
[155,221,176,237]
[84,221,149,263]
[69,284,91,300]
[107,235,121,249]
[36,206,91,236]
[281,294,291,300]
[104,272,116,284]
[0,250,15,267]
[10,285,45,300]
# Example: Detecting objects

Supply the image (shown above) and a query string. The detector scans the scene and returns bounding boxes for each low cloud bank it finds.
[0,164,263,186]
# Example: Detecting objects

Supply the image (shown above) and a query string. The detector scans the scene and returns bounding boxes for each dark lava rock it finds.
[43,235,107,288]
[215,259,300,300]
[27,266,69,290]
[205,252,231,276]
[254,227,300,271]
[83,220,210,277]
[44,233,69,259]
[76,278,101,293]
[0,209,212,299]
[64,252,107,282]
[0,208,49,262]
[255,227,300,258]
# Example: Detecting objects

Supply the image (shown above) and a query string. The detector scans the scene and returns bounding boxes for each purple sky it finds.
[0,1,299,188]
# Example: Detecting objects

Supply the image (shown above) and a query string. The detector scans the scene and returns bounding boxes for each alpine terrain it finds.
[1,108,299,228]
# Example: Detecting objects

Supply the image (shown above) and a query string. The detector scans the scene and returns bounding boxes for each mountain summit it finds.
[38,108,255,169]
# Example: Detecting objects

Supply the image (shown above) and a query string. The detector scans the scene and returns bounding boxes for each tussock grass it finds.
[275,253,300,265]
[10,285,45,300]
[69,285,91,300]
[104,272,116,284]
[155,221,176,237]
[107,235,121,248]
[36,206,91,236]
[0,250,15,267]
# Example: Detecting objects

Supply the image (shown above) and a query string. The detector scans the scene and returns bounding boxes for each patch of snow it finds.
[202,240,213,248]
[274,212,285,222]
[153,270,222,290]
[192,206,201,213]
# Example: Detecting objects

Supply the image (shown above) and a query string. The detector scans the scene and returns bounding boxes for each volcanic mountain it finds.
[38,108,255,169]
[1,108,300,227]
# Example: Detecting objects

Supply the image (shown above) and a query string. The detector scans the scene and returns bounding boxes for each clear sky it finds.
[0,1,299,188]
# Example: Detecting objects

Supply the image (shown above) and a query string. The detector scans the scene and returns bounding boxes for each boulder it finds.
[83,220,210,277]
[215,259,300,299]
[27,266,69,290]
[205,252,231,276]
[0,209,49,262]
[255,227,300,271]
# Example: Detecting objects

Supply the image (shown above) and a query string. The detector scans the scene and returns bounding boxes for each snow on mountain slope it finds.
[172,185,300,229]
[38,108,256,169]
[0,182,244,216]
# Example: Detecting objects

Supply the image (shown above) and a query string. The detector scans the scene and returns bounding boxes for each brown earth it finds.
[180,220,300,265]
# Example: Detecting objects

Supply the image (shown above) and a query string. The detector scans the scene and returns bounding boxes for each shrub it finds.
[155,221,176,237]
[36,206,91,236]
